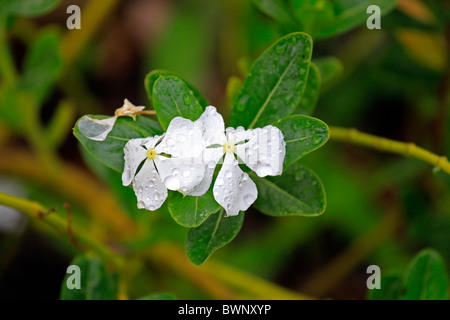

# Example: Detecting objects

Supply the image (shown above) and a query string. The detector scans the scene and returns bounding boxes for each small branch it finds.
[0,192,123,267]
[64,202,83,251]
[329,126,450,174]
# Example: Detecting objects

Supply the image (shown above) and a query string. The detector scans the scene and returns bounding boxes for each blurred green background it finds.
[0,0,448,299]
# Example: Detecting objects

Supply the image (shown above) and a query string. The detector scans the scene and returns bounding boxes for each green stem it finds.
[329,126,450,174]
[0,192,123,267]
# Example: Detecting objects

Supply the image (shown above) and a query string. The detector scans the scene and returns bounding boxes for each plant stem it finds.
[0,149,137,238]
[329,126,450,174]
[0,192,123,267]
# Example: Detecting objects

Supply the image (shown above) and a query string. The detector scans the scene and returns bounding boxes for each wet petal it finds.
[122,136,162,186]
[132,160,167,211]
[225,126,248,144]
[78,116,117,141]
[213,153,257,217]
[194,106,227,146]
[235,125,286,177]
[157,117,204,158]
[187,147,224,196]
[154,155,206,194]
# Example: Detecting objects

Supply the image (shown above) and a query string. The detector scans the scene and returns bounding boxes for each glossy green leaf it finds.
[152,75,205,130]
[293,62,320,115]
[60,255,118,300]
[313,56,343,88]
[369,274,404,300]
[138,293,176,300]
[186,209,244,265]
[73,115,163,173]
[252,0,298,30]
[316,0,397,39]
[168,190,221,228]
[0,0,60,17]
[273,115,329,166]
[20,28,62,104]
[229,32,313,129]
[145,70,208,107]
[253,163,326,216]
[404,249,448,300]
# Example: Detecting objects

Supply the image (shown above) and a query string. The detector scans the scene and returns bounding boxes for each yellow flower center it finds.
[223,141,235,154]
[146,148,157,160]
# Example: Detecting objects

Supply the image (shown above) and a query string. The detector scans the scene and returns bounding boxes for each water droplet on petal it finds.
[183,170,191,178]
[225,171,233,179]
[208,161,216,169]
[216,177,224,186]
[256,164,273,177]
[172,169,180,176]
[164,176,181,190]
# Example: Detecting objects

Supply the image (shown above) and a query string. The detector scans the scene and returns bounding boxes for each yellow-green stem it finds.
[329,126,450,174]
[0,192,123,267]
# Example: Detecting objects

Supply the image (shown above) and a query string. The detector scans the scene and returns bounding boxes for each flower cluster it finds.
[122,106,286,216]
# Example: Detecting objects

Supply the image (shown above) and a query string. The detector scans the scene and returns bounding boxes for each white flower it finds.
[193,106,286,216]
[122,117,207,211]
[79,99,146,141]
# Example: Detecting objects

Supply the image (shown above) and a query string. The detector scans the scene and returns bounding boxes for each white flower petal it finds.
[132,160,167,211]
[235,125,286,177]
[225,126,247,144]
[194,106,227,146]
[213,153,257,217]
[122,136,162,186]
[78,116,117,141]
[154,156,206,194]
[157,117,204,158]
[187,147,224,196]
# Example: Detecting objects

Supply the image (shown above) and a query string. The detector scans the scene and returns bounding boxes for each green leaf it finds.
[20,28,62,104]
[73,115,163,173]
[168,190,221,228]
[273,115,329,166]
[404,249,448,300]
[316,0,397,39]
[293,62,320,115]
[229,32,313,129]
[253,163,326,216]
[138,293,176,300]
[152,75,205,130]
[313,56,343,88]
[252,0,299,30]
[0,0,60,17]
[186,209,244,265]
[145,70,209,107]
[369,274,405,300]
[60,255,118,300]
